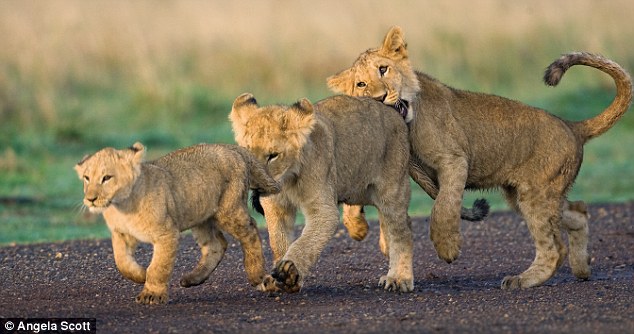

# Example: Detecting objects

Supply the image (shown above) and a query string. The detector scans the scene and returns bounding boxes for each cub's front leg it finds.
[135,233,179,305]
[429,158,469,263]
[111,231,146,284]
[269,203,340,293]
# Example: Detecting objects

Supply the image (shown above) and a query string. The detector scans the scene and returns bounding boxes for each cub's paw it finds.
[179,273,207,288]
[342,206,369,241]
[343,215,369,241]
[569,251,591,280]
[379,275,414,293]
[135,288,168,305]
[501,275,542,290]
[259,275,281,293]
[432,235,462,264]
[570,258,591,280]
[271,260,302,293]
[572,266,591,280]
[501,275,526,290]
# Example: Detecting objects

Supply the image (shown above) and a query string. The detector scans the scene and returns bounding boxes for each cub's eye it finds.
[356,82,367,88]
[83,175,90,183]
[379,66,388,77]
[101,175,113,183]
[267,153,279,163]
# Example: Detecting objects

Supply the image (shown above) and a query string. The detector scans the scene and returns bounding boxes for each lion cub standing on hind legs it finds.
[75,142,280,304]
[328,26,632,289]
[230,93,414,293]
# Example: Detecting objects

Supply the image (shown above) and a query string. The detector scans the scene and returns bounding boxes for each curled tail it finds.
[544,52,633,143]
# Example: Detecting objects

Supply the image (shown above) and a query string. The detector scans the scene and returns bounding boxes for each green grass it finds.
[1,87,632,245]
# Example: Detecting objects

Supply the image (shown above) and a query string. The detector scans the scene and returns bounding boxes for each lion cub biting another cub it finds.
[230,93,414,293]
[75,142,280,304]
[328,26,633,289]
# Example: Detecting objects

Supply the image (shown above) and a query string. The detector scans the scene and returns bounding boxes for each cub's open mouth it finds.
[392,99,409,119]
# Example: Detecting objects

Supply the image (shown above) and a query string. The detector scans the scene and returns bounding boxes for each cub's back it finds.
[315,95,408,152]
[314,95,409,185]
[151,144,249,186]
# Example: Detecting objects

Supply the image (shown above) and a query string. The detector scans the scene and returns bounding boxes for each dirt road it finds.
[1,202,632,333]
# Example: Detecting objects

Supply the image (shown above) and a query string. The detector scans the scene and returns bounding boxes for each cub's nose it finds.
[86,196,97,204]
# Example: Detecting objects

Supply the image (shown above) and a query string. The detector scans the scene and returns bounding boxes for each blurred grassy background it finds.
[1,0,633,244]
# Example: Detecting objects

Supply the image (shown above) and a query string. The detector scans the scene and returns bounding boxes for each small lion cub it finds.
[74,142,280,304]
[230,93,414,293]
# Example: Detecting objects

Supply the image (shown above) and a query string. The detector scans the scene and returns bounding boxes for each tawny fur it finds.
[74,142,279,304]
[230,93,414,293]
[327,26,632,289]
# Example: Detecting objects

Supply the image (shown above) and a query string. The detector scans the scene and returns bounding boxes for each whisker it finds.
[71,201,88,217]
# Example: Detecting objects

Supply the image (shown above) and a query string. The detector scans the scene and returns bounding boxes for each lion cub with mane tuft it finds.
[230,93,414,293]
[328,26,633,289]
[75,142,280,304]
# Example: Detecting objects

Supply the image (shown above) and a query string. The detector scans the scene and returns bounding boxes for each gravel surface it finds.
[1,202,633,333]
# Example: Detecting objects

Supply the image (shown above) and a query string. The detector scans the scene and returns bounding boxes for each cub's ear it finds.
[327,68,354,95]
[232,92,258,111]
[118,142,146,178]
[380,26,408,59]
[130,141,144,152]
[294,98,314,115]
[129,142,146,166]
[74,159,86,179]
[286,98,316,148]
[74,153,93,179]
[229,93,259,132]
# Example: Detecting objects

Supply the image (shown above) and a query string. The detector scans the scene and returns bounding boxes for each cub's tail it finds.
[461,198,490,222]
[410,160,489,221]
[250,190,265,216]
[243,151,280,216]
[246,157,280,195]
[544,52,633,143]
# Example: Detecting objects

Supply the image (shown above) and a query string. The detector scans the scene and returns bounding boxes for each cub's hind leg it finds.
[260,195,297,263]
[378,218,389,258]
[561,200,591,279]
[375,177,414,292]
[501,189,567,290]
[342,204,369,241]
[377,212,413,292]
[180,220,228,287]
[217,210,268,289]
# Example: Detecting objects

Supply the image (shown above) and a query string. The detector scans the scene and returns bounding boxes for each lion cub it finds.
[230,93,414,293]
[328,26,633,289]
[74,142,280,304]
